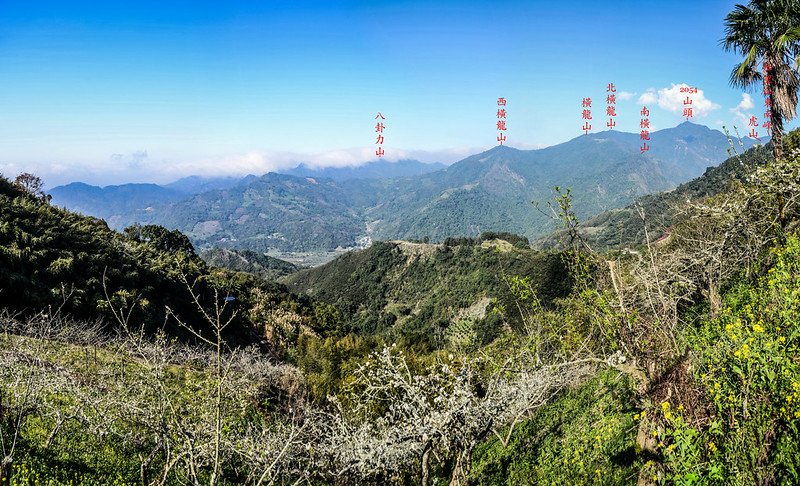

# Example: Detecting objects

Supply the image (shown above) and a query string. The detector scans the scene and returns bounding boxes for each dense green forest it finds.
[200,248,301,281]
[282,236,570,351]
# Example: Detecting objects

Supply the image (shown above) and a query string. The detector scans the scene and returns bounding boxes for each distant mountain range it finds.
[49,123,753,253]
[48,176,257,225]
[280,159,447,181]
[145,173,373,252]
[537,142,771,250]
[48,182,186,228]
[164,175,259,194]
[363,122,755,243]
[49,159,442,232]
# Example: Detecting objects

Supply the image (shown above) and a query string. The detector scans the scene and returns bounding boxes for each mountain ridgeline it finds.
[6,0,800,481]
[365,122,753,245]
[281,159,447,180]
[544,141,772,250]
[200,247,301,280]
[5,122,800,486]
[49,123,750,254]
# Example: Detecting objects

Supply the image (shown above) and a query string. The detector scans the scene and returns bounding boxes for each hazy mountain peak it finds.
[164,175,253,194]
[280,158,447,181]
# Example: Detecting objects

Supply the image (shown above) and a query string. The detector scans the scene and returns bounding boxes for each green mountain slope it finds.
[367,123,755,244]
[49,177,259,231]
[367,142,669,242]
[200,247,300,280]
[139,172,379,252]
[542,143,772,250]
[281,236,571,350]
[0,175,316,346]
[49,182,186,228]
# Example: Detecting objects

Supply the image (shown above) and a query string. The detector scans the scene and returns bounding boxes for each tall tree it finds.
[13,172,46,198]
[722,0,800,160]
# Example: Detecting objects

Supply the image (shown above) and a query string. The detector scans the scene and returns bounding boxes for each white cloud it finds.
[0,162,20,178]
[638,88,657,105]
[10,146,489,188]
[397,146,488,164]
[617,91,636,101]
[656,83,720,117]
[736,93,755,111]
[730,93,756,126]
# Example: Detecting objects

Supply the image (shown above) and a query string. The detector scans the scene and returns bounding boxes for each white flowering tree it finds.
[308,345,594,485]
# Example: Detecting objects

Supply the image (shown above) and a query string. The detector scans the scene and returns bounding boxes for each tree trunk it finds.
[766,60,784,161]
[772,115,784,161]
[421,440,432,486]
[708,277,721,319]
[765,59,790,238]
[449,446,472,486]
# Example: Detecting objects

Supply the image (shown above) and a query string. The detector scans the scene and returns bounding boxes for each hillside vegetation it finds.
[3,140,800,484]
[4,2,800,480]
[548,141,773,250]
[200,248,300,281]
[282,235,570,352]
[0,176,320,348]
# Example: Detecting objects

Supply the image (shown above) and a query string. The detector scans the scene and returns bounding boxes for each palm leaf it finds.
[775,26,800,51]
[730,61,762,90]
[722,4,759,54]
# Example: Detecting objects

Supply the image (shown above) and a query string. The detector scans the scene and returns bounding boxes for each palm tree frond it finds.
[730,63,762,91]
[731,44,762,89]
[722,4,759,53]
[724,0,800,157]
[775,27,800,51]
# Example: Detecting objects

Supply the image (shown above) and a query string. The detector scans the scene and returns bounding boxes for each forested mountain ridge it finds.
[61,122,744,254]
[163,174,257,194]
[281,234,570,350]
[540,139,773,250]
[200,247,301,280]
[365,122,752,243]
[364,140,669,243]
[142,172,378,252]
[5,0,800,483]
[8,141,799,483]
[0,175,322,347]
[49,182,186,227]
[586,121,753,182]
[47,159,443,232]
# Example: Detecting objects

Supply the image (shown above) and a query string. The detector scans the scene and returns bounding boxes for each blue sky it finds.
[0,0,788,185]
